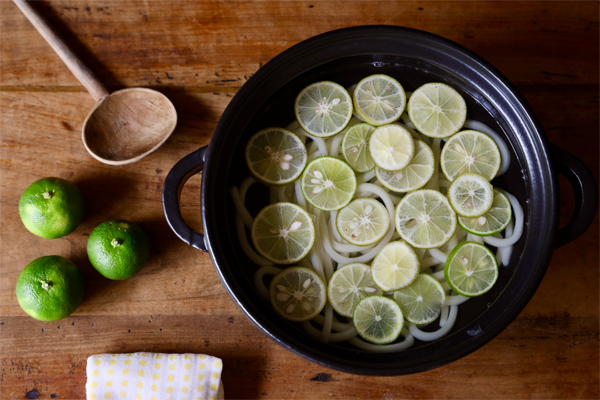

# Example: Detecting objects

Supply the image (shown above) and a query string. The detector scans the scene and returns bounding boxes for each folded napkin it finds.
[86,352,224,400]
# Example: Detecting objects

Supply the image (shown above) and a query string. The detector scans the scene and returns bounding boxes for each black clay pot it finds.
[162,26,597,375]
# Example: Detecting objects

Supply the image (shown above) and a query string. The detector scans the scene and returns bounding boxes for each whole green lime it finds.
[19,177,85,239]
[16,255,85,321]
[87,220,150,280]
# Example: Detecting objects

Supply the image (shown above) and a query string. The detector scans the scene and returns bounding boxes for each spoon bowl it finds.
[82,88,177,165]
[13,0,177,165]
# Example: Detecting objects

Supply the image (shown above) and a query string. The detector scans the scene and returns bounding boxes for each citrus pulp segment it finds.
[336,198,390,246]
[368,124,415,171]
[440,130,501,181]
[458,189,512,236]
[444,241,498,297]
[393,274,446,324]
[301,157,357,211]
[375,139,435,192]
[327,263,382,317]
[269,266,326,321]
[407,82,467,138]
[353,295,404,344]
[342,123,376,173]
[371,241,420,291]
[447,173,494,218]
[395,189,457,249]
[251,202,315,264]
[294,81,353,138]
[245,127,307,185]
[352,74,406,126]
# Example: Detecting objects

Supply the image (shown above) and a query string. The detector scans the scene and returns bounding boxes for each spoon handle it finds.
[13,0,109,101]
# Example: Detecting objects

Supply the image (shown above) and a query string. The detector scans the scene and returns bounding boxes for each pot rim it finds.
[201,25,558,375]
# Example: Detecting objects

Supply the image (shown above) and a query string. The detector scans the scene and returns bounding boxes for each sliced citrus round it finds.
[270,266,326,321]
[393,274,446,324]
[447,173,494,218]
[327,263,382,317]
[342,123,376,173]
[245,127,307,185]
[458,189,512,236]
[301,157,357,211]
[336,198,390,246]
[353,295,404,344]
[368,124,415,171]
[395,189,457,249]
[371,241,420,291]
[352,74,406,126]
[375,139,434,192]
[251,202,315,264]
[408,82,467,138]
[294,81,353,138]
[440,130,501,181]
[444,241,498,297]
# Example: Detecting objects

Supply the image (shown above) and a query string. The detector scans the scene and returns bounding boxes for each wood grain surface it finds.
[1,1,598,399]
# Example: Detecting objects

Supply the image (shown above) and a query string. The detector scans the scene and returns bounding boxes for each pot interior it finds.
[203,27,553,375]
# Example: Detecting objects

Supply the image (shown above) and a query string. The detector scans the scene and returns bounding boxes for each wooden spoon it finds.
[13,0,177,165]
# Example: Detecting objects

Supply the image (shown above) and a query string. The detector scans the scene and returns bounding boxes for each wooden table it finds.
[1,1,598,399]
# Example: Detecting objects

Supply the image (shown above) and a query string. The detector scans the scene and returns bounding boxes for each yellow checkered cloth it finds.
[85,353,224,400]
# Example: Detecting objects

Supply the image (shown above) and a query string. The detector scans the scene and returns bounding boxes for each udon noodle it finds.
[230,108,523,352]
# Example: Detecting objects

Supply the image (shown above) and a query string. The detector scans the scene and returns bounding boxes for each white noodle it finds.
[409,305,458,341]
[347,329,415,352]
[429,248,448,264]
[439,305,449,328]
[320,304,334,342]
[329,210,343,242]
[230,187,254,229]
[253,265,281,300]
[302,321,358,342]
[236,215,273,267]
[502,218,515,266]
[483,191,523,247]
[312,314,353,331]
[278,184,290,203]
[424,139,441,190]
[446,294,470,306]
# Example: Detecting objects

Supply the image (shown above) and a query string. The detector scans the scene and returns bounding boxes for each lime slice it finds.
[458,190,512,236]
[444,241,498,297]
[408,82,467,138]
[327,263,382,317]
[270,266,326,321]
[353,295,404,344]
[245,127,307,185]
[393,274,446,324]
[371,241,420,291]
[368,124,415,171]
[336,198,390,246]
[447,173,494,218]
[342,123,376,173]
[251,202,315,264]
[295,81,353,138]
[352,74,406,126]
[395,189,457,249]
[440,130,501,181]
[375,139,435,192]
[301,157,357,211]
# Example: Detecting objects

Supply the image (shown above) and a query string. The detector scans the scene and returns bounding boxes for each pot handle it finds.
[550,143,598,248]
[162,146,208,252]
